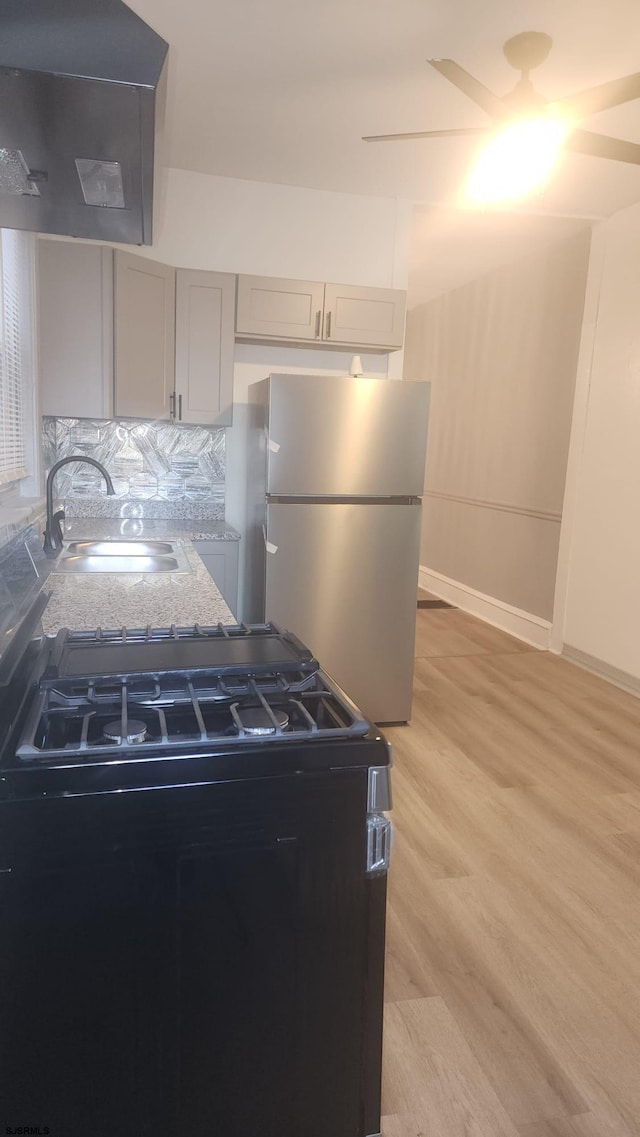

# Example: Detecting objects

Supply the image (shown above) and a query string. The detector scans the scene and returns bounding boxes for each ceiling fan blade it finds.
[552,72,640,120]
[566,128,640,165]
[427,59,509,119]
[362,126,490,143]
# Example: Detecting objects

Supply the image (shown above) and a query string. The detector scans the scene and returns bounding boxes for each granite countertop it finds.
[59,517,240,542]
[42,518,236,635]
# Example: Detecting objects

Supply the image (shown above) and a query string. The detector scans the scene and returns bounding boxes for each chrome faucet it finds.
[43,456,115,556]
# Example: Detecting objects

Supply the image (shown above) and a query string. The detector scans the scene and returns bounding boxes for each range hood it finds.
[0,0,168,245]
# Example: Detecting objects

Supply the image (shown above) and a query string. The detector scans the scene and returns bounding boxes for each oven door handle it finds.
[366,813,392,875]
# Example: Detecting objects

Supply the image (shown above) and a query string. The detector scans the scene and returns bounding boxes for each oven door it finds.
[171,768,376,1137]
[0,766,384,1137]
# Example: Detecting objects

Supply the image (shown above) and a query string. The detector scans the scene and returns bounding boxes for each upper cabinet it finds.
[38,245,407,427]
[236,276,326,342]
[236,275,406,351]
[38,241,236,426]
[175,270,235,426]
[113,252,176,421]
[322,283,406,349]
[38,241,114,420]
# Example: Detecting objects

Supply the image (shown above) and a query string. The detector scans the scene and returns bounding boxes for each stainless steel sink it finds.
[55,538,191,574]
[66,540,175,556]
[56,554,184,574]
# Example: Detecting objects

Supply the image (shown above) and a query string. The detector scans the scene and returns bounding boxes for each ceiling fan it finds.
[363,31,640,167]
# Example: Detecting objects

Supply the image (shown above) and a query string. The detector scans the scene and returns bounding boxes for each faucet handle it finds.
[43,528,57,555]
[43,510,65,556]
[52,509,65,544]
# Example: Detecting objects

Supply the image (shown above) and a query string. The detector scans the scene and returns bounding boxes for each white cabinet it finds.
[38,246,235,427]
[236,276,325,342]
[235,275,406,351]
[175,270,235,426]
[193,539,239,617]
[39,248,406,428]
[38,240,113,419]
[114,251,175,421]
[323,283,406,349]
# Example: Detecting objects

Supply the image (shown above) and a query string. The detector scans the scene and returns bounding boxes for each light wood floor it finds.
[381,607,640,1137]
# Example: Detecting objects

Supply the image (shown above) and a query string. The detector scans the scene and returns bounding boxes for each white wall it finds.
[405,229,591,631]
[554,202,640,684]
[135,168,412,616]
[137,168,411,290]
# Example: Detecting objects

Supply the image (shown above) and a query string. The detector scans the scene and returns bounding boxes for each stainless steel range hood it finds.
[0,0,168,245]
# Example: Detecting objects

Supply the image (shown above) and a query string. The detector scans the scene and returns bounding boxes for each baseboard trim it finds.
[418,566,552,650]
[561,645,640,698]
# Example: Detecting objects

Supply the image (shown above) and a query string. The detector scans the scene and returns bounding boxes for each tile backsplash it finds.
[43,417,225,519]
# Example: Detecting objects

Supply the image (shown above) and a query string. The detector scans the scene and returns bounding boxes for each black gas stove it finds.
[16,622,372,764]
[1,620,390,789]
[0,614,391,1137]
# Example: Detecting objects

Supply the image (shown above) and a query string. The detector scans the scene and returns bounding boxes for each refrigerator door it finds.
[265,500,422,722]
[266,374,430,497]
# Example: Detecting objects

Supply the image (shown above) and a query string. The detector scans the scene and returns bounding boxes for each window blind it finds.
[0,228,27,484]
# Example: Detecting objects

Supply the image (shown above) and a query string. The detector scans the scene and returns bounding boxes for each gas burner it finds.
[236,707,289,736]
[103,719,148,745]
[13,623,372,763]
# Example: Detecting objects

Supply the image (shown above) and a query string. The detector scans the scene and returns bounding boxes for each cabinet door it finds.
[236,275,325,342]
[38,239,113,418]
[114,251,175,420]
[193,540,239,616]
[323,282,406,349]
[175,270,235,425]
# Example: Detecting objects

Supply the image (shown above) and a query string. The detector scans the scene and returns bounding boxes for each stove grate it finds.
[16,670,369,762]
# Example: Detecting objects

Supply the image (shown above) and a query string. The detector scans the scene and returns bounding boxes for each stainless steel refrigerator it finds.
[245,373,430,722]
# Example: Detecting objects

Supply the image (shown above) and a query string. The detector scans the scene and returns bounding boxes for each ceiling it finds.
[127,0,640,304]
[130,0,640,219]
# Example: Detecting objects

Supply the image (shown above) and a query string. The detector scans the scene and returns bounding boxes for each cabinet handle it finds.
[178,393,183,421]
[314,309,321,338]
[326,310,332,339]
[169,392,176,420]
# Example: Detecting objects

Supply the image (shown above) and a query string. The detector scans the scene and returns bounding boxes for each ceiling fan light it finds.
[466,118,569,204]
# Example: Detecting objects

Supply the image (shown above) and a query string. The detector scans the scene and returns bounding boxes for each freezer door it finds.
[266,374,430,497]
[265,501,421,722]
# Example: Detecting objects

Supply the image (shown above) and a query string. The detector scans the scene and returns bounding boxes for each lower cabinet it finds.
[193,539,239,618]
